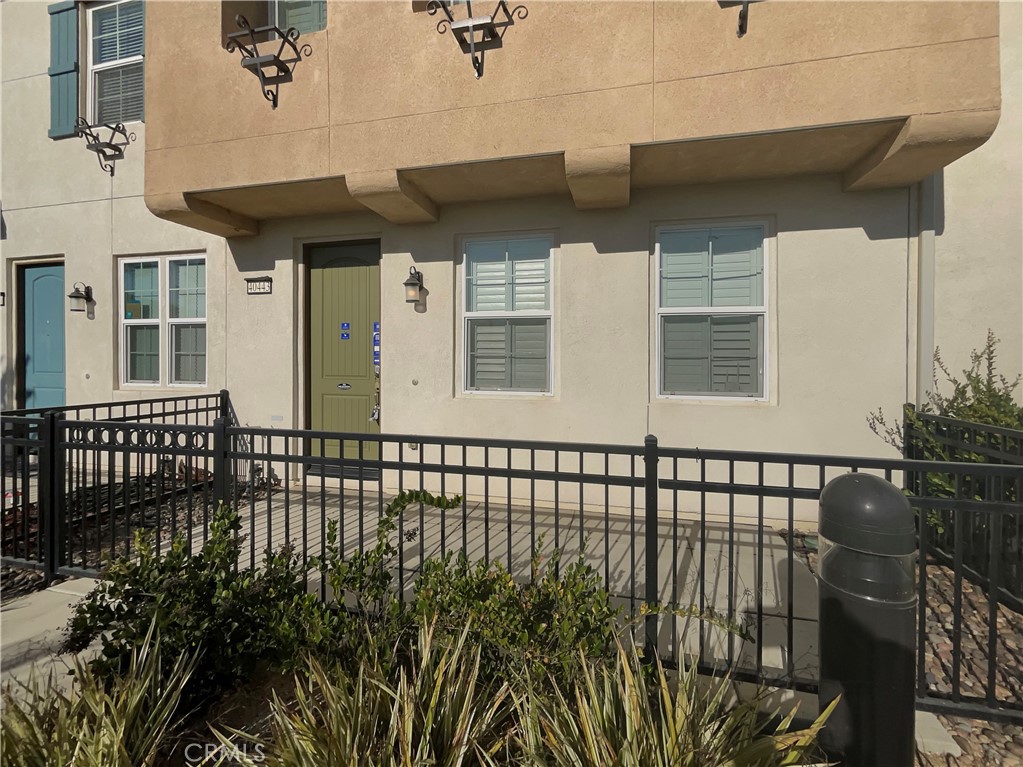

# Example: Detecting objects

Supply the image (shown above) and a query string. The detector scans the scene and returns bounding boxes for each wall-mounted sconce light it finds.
[717,0,764,38]
[74,118,136,176]
[404,267,424,303]
[67,282,93,313]
[225,15,312,109]
[426,0,527,79]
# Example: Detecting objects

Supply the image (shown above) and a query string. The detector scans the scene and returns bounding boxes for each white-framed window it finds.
[462,236,553,394]
[87,0,145,125]
[270,0,327,33]
[656,224,767,399]
[120,256,207,387]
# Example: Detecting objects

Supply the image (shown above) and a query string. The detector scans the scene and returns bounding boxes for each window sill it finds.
[655,394,771,405]
[460,389,555,400]
[119,384,210,392]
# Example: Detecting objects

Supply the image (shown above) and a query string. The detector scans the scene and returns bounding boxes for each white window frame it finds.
[119,255,207,388]
[654,221,770,402]
[86,0,145,126]
[461,234,555,396]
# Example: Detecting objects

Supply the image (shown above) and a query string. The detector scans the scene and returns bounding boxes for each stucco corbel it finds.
[844,110,1000,192]
[564,145,631,210]
[345,170,439,224]
[145,191,259,238]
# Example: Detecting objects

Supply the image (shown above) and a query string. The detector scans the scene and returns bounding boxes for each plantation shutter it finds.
[662,316,711,394]
[662,315,760,395]
[710,228,763,307]
[468,320,509,389]
[509,320,549,390]
[508,238,551,311]
[710,315,760,394]
[660,230,711,308]
[48,1,79,139]
[467,241,508,312]
[278,0,327,34]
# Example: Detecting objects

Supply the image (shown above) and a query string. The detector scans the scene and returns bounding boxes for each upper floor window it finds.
[88,0,145,125]
[272,0,327,33]
[220,1,326,49]
[463,236,553,394]
[656,224,767,398]
[121,256,207,387]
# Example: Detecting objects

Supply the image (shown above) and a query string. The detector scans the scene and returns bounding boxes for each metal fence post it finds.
[817,473,917,767]
[644,434,659,658]
[219,389,231,423]
[213,417,229,509]
[40,411,65,584]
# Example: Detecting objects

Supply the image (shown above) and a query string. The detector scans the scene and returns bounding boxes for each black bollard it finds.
[817,473,917,767]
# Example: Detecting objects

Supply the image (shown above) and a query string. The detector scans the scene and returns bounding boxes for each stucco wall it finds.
[0,0,226,410]
[142,0,1002,235]
[932,0,1023,399]
[221,176,910,460]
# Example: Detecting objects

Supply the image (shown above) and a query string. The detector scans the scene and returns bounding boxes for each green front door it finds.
[309,242,381,462]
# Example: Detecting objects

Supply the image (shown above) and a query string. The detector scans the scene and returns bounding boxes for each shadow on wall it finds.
[220,172,948,275]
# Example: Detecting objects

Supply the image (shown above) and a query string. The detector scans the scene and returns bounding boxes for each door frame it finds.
[13,258,65,410]
[301,238,383,477]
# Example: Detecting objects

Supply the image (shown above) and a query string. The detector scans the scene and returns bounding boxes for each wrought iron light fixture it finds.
[426,0,527,79]
[404,267,424,303]
[67,282,93,313]
[225,15,312,109]
[717,0,764,38]
[74,118,135,176]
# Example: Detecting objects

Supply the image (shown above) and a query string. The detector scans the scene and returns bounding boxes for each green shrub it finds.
[868,332,1022,533]
[60,504,331,710]
[410,543,619,688]
[868,330,1023,453]
[312,492,620,689]
[1,626,195,767]
[516,637,835,767]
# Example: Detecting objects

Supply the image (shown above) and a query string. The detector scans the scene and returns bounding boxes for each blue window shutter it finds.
[48,1,79,139]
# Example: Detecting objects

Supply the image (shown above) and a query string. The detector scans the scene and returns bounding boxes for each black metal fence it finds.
[1,392,228,573]
[2,396,1020,723]
[905,411,1022,607]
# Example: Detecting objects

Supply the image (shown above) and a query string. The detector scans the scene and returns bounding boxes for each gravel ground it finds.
[0,565,48,603]
[917,715,1023,767]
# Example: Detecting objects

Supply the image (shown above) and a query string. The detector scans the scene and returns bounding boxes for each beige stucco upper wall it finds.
[145,0,1002,203]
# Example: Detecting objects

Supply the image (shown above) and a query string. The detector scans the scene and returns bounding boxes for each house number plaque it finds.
[245,276,273,295]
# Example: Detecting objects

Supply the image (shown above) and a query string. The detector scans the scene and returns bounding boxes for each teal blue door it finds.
[20,264,66,409]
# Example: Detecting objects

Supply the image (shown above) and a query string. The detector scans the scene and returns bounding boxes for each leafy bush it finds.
[868,330,1023,453]
[216,621,514,767]
[1,627,195,767]
[868,332,1022,536]
[312,492,620,688]
[60,504,331,710]
[516,637,835,767]
[410,544,619,688]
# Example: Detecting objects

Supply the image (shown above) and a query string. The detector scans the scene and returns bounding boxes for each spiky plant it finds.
[216,620,513,767]
[1,626,195,767]
[516,636,835,767]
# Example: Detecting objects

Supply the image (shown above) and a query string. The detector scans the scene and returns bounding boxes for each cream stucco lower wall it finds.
[221,176,912,461]
[931,0,1023,396]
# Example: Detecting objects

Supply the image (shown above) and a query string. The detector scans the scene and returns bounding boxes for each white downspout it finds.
[915,173,937,406]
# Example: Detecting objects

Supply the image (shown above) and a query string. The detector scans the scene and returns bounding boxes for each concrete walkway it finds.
[0,578,97,691]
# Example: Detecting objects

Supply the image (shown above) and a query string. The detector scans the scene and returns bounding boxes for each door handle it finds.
[337,383,352,390]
